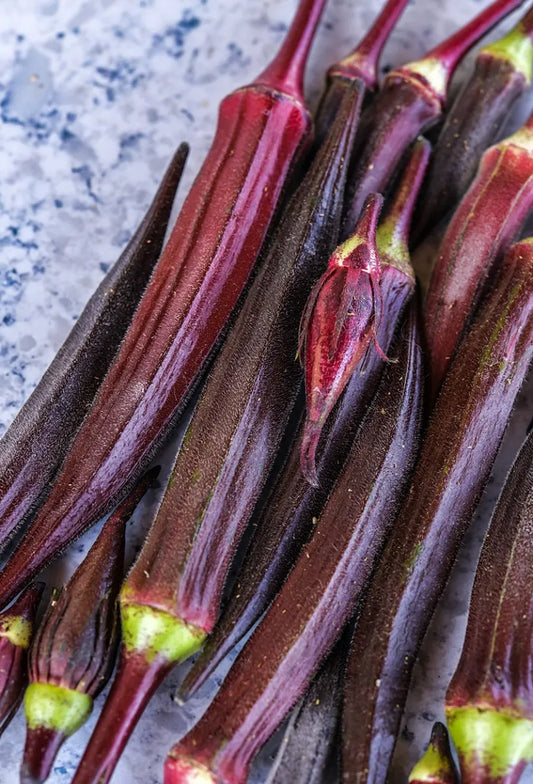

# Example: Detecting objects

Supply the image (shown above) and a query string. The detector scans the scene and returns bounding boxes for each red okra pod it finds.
[164,301,423,784]
[0,0,325,609]
[408,723,460,784]
[182,138,426,699]
[445,427,533,784]
[20,470,155,784]
[0,145,188,549]
[342,0,524,240]
[415,5,533,243]
[425,113,533,398]
[71,80,363,784]
[314,0,409,144]
[0,583,43,739]
[341,239,533,784]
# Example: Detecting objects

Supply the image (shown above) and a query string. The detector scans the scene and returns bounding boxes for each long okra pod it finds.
[182,139,426,698]
[0,0,325,609]
[409,723,460,784]
[341,0,524,239]
[425,113,533,398]
[71,81,362,784]
[0,145,188,547]
[415,5,533,242]
[164,302,423,784]
[341,239,533,784]
[314,0,409,144]
[445,429,533,784]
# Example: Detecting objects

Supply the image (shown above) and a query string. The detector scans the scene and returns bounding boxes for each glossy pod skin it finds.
[181,139,427,699]
[408,723,460,784]
[415,6,533,243]
[341,239,533,784]
[341,0,525,240]
[0,584,44,739]
[314,0,409,145]
[164,302,424,784]
[0,144,188,550]
[424,114,533,399]
[0,0,325,610]
[20,471,155,784]
[445,428,533,784]
[70,79,362,784]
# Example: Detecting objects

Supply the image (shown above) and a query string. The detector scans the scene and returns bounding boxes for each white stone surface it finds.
[0,1,531,782]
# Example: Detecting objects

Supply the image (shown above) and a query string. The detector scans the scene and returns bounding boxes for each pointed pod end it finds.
[447,706,533,784]
[409,722,459,784]
[21,724,67,784]
[300,421,321,487]
[164,753,217,784]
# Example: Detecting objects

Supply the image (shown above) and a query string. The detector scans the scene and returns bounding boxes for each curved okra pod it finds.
[409,723,460,784]
[342,0,525,239]
[181,138,427,699]
[341,239,533,784]
[0,0,325,610]
[70,80,363,784]
[415,5,533,242]
[20,470,155,784]
[0,144,188,549]
[425,112,533,398]
[445,428,533,784]
[164,301,423,784]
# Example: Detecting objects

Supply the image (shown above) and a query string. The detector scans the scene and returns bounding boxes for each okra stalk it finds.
[314,0,409,144]
[20,470,155,784]
[70,81,363,784]
[164,302,423,784]
[415,5,533,242]
[181,138,426,699]
[0,144,188,549]
[341,239,533,784]
[0,0,325,609]
[0,583,43,738]
[425,112,533,398]
[409,723,460,784]
[445,427,533,784]
[342,0,524,239]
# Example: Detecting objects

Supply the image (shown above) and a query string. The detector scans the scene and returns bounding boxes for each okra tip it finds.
[409,722,459,784]
[164,754,217,784]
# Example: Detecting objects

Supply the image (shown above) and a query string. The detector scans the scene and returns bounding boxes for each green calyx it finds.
[447,706,533,779]
[376,220,413,279]
[400,57,448,102]
[409,740,448,782]
[0,615,32,648]
[482,25,533,83]
[120,601,206,664]
[24,683,92,736]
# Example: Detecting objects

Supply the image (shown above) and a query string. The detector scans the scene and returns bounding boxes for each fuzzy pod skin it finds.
[341,0,525,240]
[0,144,188,551]
[69,80,363,784]
[314,0,409,145]
[415,5,533,243]
[20,470,155,784]
[266,628,351,784]
[164,301,424,784]
[0,0,325,611]
[408,723,460,784]
[445,428,533,784]
[181,139,427,700]
[424,113,533,399]
[341,239,533,784]
[0,583,44,739]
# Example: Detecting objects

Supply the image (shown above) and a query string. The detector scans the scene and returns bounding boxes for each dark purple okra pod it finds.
[445,428,533,784]
[341,0,524,239]
[0,583,44,738]
[71,82,363,784]
[415,5,533,243]
[314,0,409,145]
[164,301,423,784]
[20,470,155,784]
[408,723,460,784]
[181,138,427,699]
[341,239,533,784]
[0,145,187,548]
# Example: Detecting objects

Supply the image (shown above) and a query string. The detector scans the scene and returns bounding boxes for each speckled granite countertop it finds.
[0,1,532,782]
